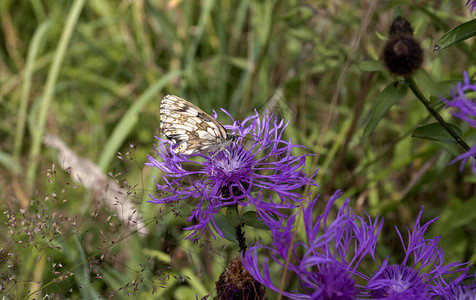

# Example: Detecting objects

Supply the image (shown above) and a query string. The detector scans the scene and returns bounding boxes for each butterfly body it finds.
[160,95,237,155]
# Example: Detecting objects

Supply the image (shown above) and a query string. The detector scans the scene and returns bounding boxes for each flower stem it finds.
[406,76,471,152]
[236,223,247,253]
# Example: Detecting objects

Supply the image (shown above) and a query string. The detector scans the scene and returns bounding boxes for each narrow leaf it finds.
[434,19,476,51]
[363,82,408,137]
[412,122,463,144]
[413,69,445,99]
[241,211,269,230]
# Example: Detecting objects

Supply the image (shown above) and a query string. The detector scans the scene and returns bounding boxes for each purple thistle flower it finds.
[467,0,476,12]
[366,264,430,299]
[365,207,473,299]
[434,280,476,299]
[441,71,476,176]
[242,192,474,299]
[242,190,383,299]
[146,110,316,240]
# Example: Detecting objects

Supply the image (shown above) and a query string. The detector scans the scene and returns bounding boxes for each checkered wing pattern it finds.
[160,95,236,155]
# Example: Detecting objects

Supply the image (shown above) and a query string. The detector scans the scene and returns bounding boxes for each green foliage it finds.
[0,0,475,298]
[435,18,476,50]
[412,122,463,144]
[241,211,269,230]
[363,81,408,138]
[214,213,239,244]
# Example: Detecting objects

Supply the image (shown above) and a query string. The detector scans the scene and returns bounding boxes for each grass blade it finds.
[26,0,87,192]
[97,70,181,170]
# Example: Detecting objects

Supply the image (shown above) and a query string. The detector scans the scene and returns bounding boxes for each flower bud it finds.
[389,16,413,36]
[382,17,423,76]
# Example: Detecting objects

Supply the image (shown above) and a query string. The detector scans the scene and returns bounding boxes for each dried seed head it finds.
[383,17,423,76]
[383,35,423,76]
[215,258,266,300]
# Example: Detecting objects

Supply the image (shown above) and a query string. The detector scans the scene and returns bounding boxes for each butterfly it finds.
[160,95,238,155]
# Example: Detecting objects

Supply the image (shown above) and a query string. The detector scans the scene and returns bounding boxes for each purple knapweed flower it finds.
[365,207,473,299]
[467,0,476,12]
[441,71,476,176]
[242,190,383,299]
[147,109,316,240]
[433,280,476,299]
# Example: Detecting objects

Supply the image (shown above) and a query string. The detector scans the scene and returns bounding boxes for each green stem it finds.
[406,76,471,152]
[235,222,247,254]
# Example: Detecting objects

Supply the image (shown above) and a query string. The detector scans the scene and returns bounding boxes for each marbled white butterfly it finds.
[160,95,238,155]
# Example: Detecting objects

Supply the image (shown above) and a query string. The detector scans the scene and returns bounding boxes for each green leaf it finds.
[177,201,193,217]
[434,200,476,236]
[434,19,476,51]
[375,30,387,41]
[363,82,408,137]
[226,205,241,227]
[0,151,20,172]
[432,80,462,99]
[413,69,446,99]
[213,214,238,244]
[392,7,405,20]
[411,122,463,144]
[143,249,171,264]
[357,60,384,72]
[226,56,249,70]
[241,211,269,230]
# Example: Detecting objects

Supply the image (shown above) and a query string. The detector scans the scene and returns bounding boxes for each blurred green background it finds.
[1,0,475,298]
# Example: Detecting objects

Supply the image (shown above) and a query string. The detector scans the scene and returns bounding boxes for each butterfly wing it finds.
[160,95,230,155]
